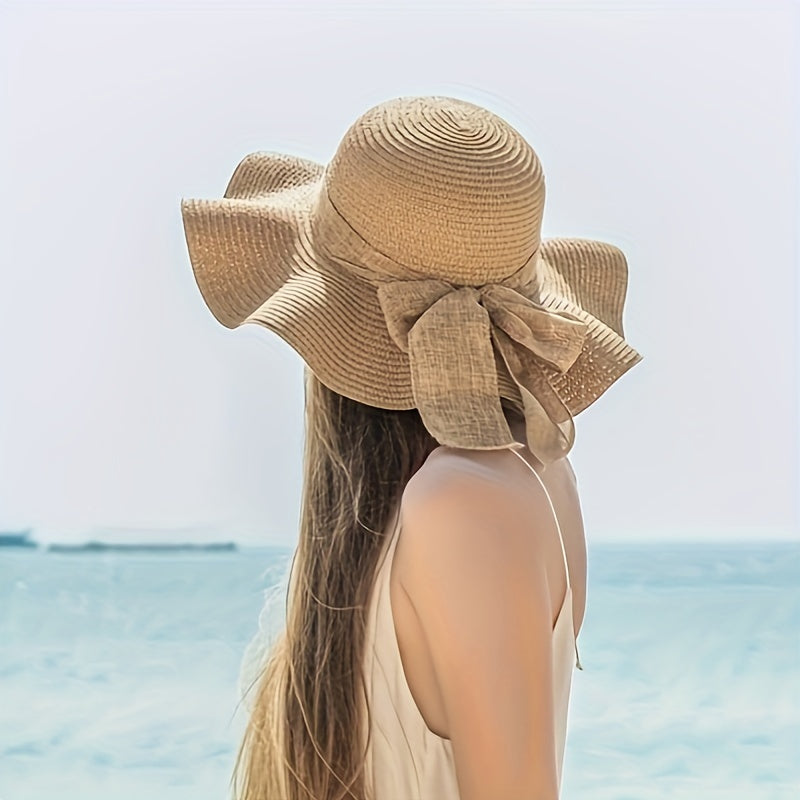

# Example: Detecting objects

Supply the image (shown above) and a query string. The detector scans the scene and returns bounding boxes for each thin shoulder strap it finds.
[507,448,584,670]
[507,448,571,593]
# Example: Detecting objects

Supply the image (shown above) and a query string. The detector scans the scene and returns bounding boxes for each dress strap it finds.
[507,449,570,591]
[507,448,583,670]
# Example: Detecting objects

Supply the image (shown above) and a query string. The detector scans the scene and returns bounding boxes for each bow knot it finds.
[376,277,589,463]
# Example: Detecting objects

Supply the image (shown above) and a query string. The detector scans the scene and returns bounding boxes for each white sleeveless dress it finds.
[362,447,582,799]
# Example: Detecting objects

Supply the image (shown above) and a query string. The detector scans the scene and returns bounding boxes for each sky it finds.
[0,0,797,545]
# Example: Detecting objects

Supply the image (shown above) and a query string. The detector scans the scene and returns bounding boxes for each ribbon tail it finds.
[406,288,517,450]
[491,326,577,465]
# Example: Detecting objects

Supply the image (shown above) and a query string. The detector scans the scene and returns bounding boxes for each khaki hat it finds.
[180,95,643,465]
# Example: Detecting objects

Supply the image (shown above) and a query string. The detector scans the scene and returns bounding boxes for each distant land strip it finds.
[0,531,238,552]
[47,541,238,553]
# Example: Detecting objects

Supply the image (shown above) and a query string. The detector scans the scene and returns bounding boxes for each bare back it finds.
[389,443,587,743]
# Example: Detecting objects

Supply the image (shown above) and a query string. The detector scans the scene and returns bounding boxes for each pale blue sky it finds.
[0,0,796,545]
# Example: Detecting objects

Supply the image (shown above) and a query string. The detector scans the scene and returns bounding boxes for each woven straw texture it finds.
[180,95,642,464]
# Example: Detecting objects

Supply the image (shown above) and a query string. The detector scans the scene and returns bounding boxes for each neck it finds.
[507,414,546,469]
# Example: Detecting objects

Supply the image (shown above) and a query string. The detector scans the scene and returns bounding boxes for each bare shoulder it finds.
[405,445,526,501]
[395,447,563,798]
[398,445,567,598]
[405,445,577,511]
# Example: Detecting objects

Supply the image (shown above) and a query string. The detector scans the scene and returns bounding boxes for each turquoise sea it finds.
[1,541,798,800]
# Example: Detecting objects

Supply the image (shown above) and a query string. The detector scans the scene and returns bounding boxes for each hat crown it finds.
[323,96,546,285]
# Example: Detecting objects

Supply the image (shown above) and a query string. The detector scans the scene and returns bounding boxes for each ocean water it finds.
[0,541,798,800]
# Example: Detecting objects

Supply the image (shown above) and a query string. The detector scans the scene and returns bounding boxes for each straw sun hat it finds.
[180,95,643,465]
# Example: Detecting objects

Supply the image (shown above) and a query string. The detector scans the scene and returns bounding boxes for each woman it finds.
[180,95,643,800]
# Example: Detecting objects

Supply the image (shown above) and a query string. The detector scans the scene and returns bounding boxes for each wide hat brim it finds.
[180,151,642,422]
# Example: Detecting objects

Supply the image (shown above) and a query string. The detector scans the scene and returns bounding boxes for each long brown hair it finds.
[231,365,523,799]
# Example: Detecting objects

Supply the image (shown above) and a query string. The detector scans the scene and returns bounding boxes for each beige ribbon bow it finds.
[376,279,589,464]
